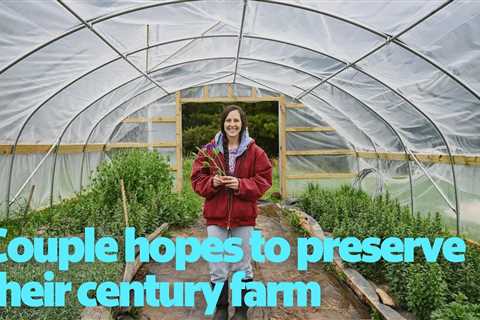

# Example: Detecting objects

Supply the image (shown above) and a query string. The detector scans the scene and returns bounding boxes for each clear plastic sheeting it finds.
[233,83,252,97]
[0,1,77,69]
[287,108,330,128]
[0,28,118,143]
[329,68,446,153]
[244,1,383,63]
[287,178,353,198]
[52,153,83,204]
[287,131,351,151]
[88,87,168,144]
[35,75,151,144]
[9,153,54,213]
[81,152,103,190]
[0,155,10,214]
[358,43,480,154]
[111,123,148,143]
[92,0,243,54]
[287,155,355,175]
[272,0,441,36]
[400,1,480,94]
[300,94,381,151]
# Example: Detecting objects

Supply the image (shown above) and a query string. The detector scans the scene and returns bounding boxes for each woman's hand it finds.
[222,176,239,190]
[212,175,224,188]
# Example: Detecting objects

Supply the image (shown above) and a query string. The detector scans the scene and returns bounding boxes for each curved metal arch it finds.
[233,0,247,83]
[8,50,455,218]
[94,0,480,102]
[78,72,235,190]
[5,32,236,211]
[48,62,235,205]
[240,74,382,175]
[102,80,368,199]
[240,55,458,218]
[57,50,412,211]
[1,2,466,210]
[78,85,161,189]
[7,42,460,222]
[254,0,480,103]
[3,0,477,107]
[7,52,408,210]
[6,31,460,207]
[102,78,375,186]
[79,72,234,189]
[235,71,414,212]
[7,57,233,209]
[0,0,196,77]
[48,79,156,206]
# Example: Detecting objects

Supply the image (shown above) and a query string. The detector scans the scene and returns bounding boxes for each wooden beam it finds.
[58,144,87,154]
[227,83,234,98]
[287,172,357,180]
[251,87,257,98]
[122,116,176,123]
[179,96,280,103]
[105,142,176,150]
[286,149,355,156]
[84,144,105,153]
[286,127,335,132]
[203,85,209,98]
[285,102,304,109]
[0,145,12,155]
[15,144,53,154]
[3,141,479,166]
[356,151,480,166]
[357,151,405,161]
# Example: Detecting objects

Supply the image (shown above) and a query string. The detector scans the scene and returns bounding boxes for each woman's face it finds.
[224,110,242,141]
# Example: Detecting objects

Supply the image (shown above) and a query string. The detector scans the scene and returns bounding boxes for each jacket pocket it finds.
[203,195,227,219]
[231,197,257,220]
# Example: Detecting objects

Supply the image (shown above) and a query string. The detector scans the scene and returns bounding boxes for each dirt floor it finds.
[134,204,371,320]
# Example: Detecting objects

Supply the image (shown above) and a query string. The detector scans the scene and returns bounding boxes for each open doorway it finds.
[181,100,280,200]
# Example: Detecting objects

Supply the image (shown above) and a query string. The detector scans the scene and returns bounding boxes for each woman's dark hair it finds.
[220,105,248,175]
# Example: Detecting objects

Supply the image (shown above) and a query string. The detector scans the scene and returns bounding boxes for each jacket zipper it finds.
[226,151,246,230]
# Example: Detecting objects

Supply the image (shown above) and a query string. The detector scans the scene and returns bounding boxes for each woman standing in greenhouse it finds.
[191,105,272,320]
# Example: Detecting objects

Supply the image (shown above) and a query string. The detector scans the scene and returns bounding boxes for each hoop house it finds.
[1,0,479,239]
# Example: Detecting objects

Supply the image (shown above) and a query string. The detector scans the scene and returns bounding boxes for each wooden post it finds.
[227,83,234,98]
[279,95,287,198]
[175,91,183,192]
[203,85,209,98]
[120,179,129,228]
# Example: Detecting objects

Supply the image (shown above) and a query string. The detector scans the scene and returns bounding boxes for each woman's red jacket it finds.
[190,140,272,228]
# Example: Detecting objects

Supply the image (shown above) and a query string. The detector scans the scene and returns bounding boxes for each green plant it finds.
[405,263,447,320]
[431,293,480,320]
[297,184,480,319]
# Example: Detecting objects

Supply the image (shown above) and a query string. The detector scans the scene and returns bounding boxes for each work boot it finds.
[231,278,252,320]
[211,281,229,320]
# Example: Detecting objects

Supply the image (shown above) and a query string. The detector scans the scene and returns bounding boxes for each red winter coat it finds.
[191,139,272,228]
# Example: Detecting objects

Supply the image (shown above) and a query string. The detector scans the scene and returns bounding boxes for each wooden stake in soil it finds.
[120,179,129,227]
